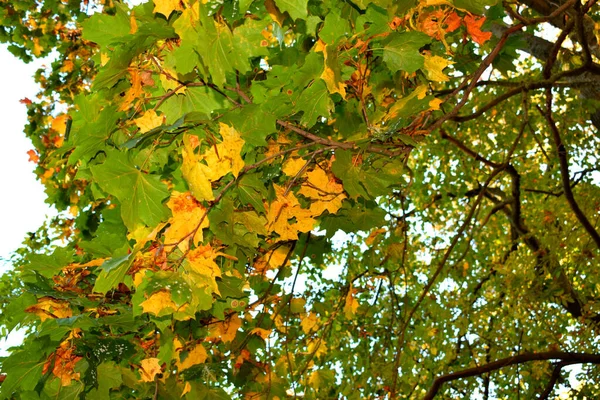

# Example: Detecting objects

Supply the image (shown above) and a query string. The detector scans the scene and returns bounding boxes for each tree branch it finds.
[423,351,600,400]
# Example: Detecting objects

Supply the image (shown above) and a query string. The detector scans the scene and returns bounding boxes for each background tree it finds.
[1,0,600,398]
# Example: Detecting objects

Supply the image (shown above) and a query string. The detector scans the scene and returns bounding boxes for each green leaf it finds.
[91,150,170,230]
[274,0,308,20]
[383,31,431,73]
[319,11,350,44]
[93,254,133,294]
[454,0,499,14]
[81,5,131,47]
[85,362,123,400]
[159,86,227,124]
[296,80,333,127]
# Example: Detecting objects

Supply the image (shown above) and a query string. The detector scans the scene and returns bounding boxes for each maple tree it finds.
[1,0,600,398]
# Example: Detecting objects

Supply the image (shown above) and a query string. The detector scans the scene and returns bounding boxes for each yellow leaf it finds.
[266,185,316,241]
[140,290,181,316]
[164,191,209,252]
[139,358,162,382]
[282,157,306,176]
[298,168,346,216]
[51,114,68,135]
[119,69,143,112]
[365,228,386,246]
[134,110,164,133]
[386,85,428,121]
[175,342,208,371]
[429,98,443,110]
[316,44,347,99]
[253,246,292,274]
[181,381,192,397]
[25,297,72,321]
[153,0,184,18]
[301,312,319,334]
[307,339,327,359]
[423,54,453,82]
[182,124,245,202]
[185,244,223,295]
[250,328,271,339]
[207,314,242,343]
[344,286,359,319]
[130,11,138,34]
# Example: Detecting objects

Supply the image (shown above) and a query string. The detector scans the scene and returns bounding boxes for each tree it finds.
[1,0,599,398]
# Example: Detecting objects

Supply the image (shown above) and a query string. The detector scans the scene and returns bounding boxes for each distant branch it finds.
[423,351,600,400]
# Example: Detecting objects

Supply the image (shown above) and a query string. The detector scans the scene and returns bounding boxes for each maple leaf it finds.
[182,124,245,202]
[423,54,454,82]
[282,157,307,176]
[27,149,39,163]
[464,14,492,45]
[139,358,162,382]
[344,286,359,319]
[301,312,319,334]
[174,339,208,370]
[140,290,181,316]
[207,314,242,343]
[119,69,143,112]
[134,110,164,133]
[184,244,223,296]
[266,185,316,241]
[44,340,83,387]
[253,246,292,274]
[153,0,184,18]
[164,191,209,252]
[25,297,72,321]
[298,167,346,216]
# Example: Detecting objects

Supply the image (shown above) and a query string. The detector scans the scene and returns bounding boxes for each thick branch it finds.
[542,93,600,250]
[423,351,600,400]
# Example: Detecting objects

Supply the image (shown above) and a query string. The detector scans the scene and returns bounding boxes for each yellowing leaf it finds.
[185,244,223,295]
[164,191,209,252]
[301,312,319,334]
[282,157,306,176]
[130,11,138,34]
[423,55,453,82]
[344,286,359,319]
[365,228,386,246]
[298,168,346,216]
[134,110,164,133]
[153,0,184,18]
[254,246,292,274]
[250,328,271,339]
[181,381,192,397]
[25,297,72,321]
[182,124,245,202]
[139,358,162,382]
[266,185,316,241]
[119,69,143,112]
[307,339,327,359]
[51,114,68,135]
[175,342,208,371]
[316,43,347,99]
[140,290,181,316]
[207,314,242,343]
[429,97,443,110]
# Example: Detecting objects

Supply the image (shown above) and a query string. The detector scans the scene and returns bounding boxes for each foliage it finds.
[1,0,600,398]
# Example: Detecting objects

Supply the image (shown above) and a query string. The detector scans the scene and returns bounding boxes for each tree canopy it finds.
[1,0,600,398]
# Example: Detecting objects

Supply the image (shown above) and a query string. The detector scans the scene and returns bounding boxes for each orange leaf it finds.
[464,15,492,45]
[444,12,462,32]
[27,149,39,163]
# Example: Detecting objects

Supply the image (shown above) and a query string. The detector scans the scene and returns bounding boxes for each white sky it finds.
[0,45,54,268]
[0,45,55,355]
